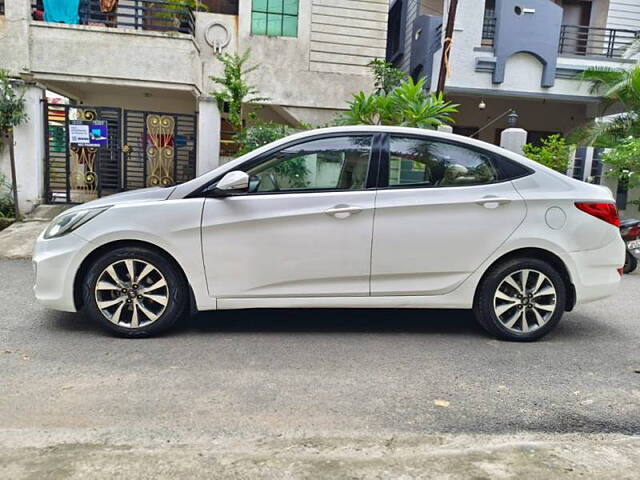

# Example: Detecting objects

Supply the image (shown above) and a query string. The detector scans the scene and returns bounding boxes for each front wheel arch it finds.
[474,247,575,312]
[73,240,194,313]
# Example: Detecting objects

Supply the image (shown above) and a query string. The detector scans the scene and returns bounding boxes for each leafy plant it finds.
[601,137,640,191]
[338,77,458,129]
[0,69,29,218]
[0,173,15,219]
[235,121,295,155]
[235,122,309,187]
[522,134,573,173]
[368,59,406,95]
[572,65,640,145]
[210,50,269,133]
[156,0,207,21]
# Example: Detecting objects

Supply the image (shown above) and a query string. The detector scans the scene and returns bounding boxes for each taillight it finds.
[575,202,620,227]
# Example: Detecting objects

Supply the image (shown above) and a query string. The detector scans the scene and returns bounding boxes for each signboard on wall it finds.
[69,120,108,147]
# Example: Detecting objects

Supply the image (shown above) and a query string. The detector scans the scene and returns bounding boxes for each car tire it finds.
[82,246,188,338]
[624,251,638,274]
[474,257,567,342]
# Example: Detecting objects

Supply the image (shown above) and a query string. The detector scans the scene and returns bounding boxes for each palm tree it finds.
[573,64,640,145]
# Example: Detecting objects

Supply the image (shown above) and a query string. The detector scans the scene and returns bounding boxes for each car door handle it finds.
[325,205,363,218]
[475,197,512,209]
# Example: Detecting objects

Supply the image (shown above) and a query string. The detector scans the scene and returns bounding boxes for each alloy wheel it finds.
[492,269,557,334]
[94,259,169,329]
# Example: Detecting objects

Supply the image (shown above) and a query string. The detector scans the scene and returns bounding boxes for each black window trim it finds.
[377,132,534,190]
[188,131,384,198]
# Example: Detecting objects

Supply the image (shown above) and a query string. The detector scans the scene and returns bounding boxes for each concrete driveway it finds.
[1,259,639,478]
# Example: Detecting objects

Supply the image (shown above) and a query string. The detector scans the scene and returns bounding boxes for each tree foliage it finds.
[368,59,407,95]
[573,65,640,146]
[601,137,640,190]
[210,50,269,132]
[0,69,28,144]
[338,77,458,129]
[235,121,296,155]
[522,134,573,173]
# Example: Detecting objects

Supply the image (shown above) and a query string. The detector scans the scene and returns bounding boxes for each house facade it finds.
[0,0,388,212]
[386,0,640,213]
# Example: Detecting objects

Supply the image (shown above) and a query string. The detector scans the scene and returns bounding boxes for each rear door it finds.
[371,135,527,296]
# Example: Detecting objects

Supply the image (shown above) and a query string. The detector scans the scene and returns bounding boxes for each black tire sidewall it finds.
[624,252,638,274]
[475,258,566,342]
[82,246,188,338]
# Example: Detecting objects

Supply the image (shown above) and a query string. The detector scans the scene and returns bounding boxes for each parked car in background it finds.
[621,219,640,274]
[33,126,625,341]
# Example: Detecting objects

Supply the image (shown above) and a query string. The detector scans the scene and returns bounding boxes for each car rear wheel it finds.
[474,258,566,341]
[82,246,188,338]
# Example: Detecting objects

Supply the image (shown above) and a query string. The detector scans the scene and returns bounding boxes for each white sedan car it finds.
[33,126,625,341]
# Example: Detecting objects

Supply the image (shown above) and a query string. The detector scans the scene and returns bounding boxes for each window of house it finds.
[251,0,299,37]
[246,136,373,193]
[386,0,404,61]
[387,137,499,187]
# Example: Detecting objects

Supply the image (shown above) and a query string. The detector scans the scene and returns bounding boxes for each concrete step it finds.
[24,204,70,222]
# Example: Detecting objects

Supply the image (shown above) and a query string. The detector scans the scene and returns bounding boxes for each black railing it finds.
[559,25,639,58]
[482,11,496,48]
[31,0,196,36]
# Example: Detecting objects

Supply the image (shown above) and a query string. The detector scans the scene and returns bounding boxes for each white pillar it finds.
[196,96,221,176]
[437,125,453,134]
[12,85,45,214]
[500,128,528,155]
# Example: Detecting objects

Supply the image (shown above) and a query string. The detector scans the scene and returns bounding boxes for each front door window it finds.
[247,136,373,193]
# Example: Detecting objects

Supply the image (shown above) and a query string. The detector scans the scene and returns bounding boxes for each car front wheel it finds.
[474,258,566,341]
[82,246,188,338]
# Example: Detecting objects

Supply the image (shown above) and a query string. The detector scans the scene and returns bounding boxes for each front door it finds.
[371,135,527,296]
[201,134,377,298]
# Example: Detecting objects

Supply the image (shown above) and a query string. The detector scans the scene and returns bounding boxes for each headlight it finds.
[43,206,111,239]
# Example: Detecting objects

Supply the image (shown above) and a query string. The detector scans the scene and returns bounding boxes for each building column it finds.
[12,85,45,214]
[500,128,528,155]
[196,96,221,176]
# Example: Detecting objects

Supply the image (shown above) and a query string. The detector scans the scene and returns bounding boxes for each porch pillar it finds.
[12,85,45,214]
[500,128,528,155]
[196,96,221,176]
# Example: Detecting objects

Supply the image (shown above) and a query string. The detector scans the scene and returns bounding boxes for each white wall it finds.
[606,0,640,31]
[447,0,638,100]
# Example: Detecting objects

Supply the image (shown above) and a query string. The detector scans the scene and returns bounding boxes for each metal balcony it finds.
[31,0,196,36]
[558,25,639,58]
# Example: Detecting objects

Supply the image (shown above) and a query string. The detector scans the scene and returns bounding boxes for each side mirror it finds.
[211,171,249,197]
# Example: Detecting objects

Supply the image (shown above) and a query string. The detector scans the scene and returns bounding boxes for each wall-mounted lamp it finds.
[478,100,487,110]
[507,110,519,127]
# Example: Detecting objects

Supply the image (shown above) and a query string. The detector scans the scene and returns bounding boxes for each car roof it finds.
[169,125,557,199]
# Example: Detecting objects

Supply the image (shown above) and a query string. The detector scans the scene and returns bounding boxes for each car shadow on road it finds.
[179,308,485,336]
[46,307,618,342]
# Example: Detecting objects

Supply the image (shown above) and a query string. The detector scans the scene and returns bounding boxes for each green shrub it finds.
[522,135,573,173]
[0,173,15,219]
[601,137,640,190]
[338,77,458,129]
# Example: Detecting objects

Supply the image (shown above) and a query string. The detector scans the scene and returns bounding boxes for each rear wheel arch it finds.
[475,247,576,312]
[73,239,193,312]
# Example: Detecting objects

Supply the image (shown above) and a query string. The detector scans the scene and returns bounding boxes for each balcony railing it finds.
[31,0,196,35]
[559,25,639,58]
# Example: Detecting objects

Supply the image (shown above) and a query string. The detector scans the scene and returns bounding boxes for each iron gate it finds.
[123,110,197,190]
[44,103,197,203]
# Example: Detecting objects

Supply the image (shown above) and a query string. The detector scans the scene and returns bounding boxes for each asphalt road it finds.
[1,259,640,478]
